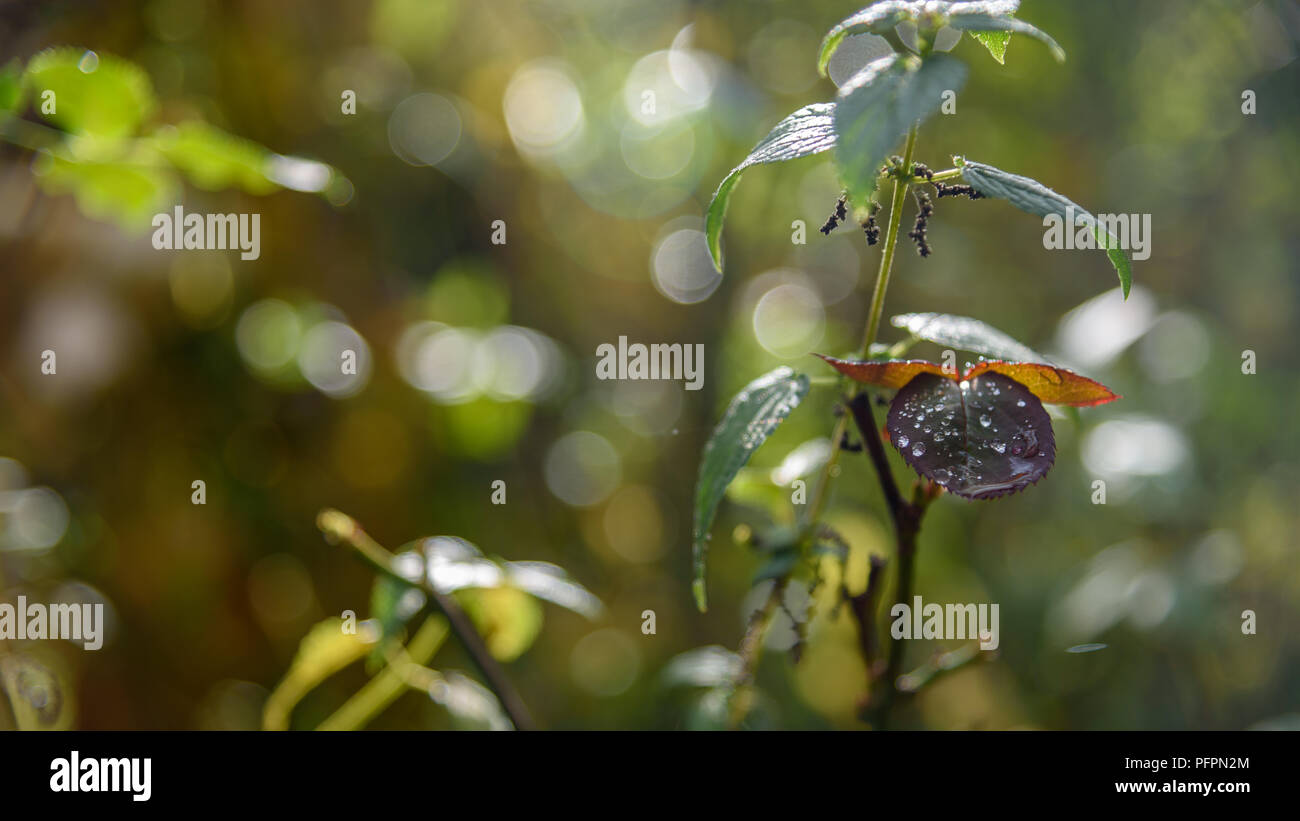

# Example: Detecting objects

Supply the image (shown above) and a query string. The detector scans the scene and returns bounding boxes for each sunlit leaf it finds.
[968,30,1011,62]
[458,585,544,662]
[706,103,836,271]
[33,150,178,230]
[887,370,1055,499]
[818,1,1023,74]
[891,312,1044,362]
[816,355,946,390]
[662,646,743,689]
[419,536,604,620]
[24,47,156,138]
[834,54,966,209]
[152,121,279,194]
[504,561,604,619]
[428,670,511,731]
[963,361,1120,407]
[948,13,1064,62]
[818,1,915,76]
[263,617,375,730]
[819,354,1118,407]
[955,156,1133,298]
[692,367,810,611]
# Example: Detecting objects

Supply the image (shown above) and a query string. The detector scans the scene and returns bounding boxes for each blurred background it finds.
[0,0,1296,730]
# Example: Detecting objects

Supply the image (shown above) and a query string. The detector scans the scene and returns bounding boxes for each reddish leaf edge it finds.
[814,354,1121,408]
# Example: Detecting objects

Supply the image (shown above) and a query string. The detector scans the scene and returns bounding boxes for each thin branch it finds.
[845,393,908,525]
[846,554,887,683]
[896,642,989,697]
[316,509,536,731]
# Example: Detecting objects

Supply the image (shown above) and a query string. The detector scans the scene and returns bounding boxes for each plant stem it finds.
[316,615,450,731]
[858,125,918,360]
[316,509,536,730]
[724,127,923,727]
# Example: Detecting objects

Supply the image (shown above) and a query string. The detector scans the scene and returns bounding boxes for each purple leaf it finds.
[886,371,1055,500]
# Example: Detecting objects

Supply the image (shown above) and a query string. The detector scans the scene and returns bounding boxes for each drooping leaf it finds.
[152,121,280,195]
[891,312,1045,362]
[24,47,157,138]
[887,370,1055,499]
[692,367,810,611]
[948,13,1065,62]
[963,361,1120,407]
[834,54,966,209]
[706,103,837,271]
[955,156,1133,298]
[818,1,916,76]
[968,30,1011,63]
[504,560,604,619]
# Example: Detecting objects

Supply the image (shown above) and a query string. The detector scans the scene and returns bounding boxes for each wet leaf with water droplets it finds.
[692,367,810,611]
[887,371,1055,500]
[890,312,1045,363]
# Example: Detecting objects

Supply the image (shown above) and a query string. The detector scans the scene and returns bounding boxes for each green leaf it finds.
[969,30,1011,63]
[429,671,511,731]
[458,586,544,662]
[834,54,966,210]
[890,312,1045,362]
[955,156,1133,298]
[662,646,743,688]
[152,121,280,195]
[817,1,915,76]
[419,536,603,619]
[706,103,836,271]
[262,617,374,730]
[0,59,26,113]
[692,367,810,611]
[33,149,178,231]
[818,1,1025,74]
[24,47,156,138]
[948,13,1065,62]
[366,570,423,668]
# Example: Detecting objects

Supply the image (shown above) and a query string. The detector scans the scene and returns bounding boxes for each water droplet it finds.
[896,435,910,448]
[979,414,991,428]
[911,443,926,457]
[991,442,1006,454]
[1016,399,1026,408]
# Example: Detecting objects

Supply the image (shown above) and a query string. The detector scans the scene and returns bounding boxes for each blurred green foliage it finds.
[0,0,1297,730]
